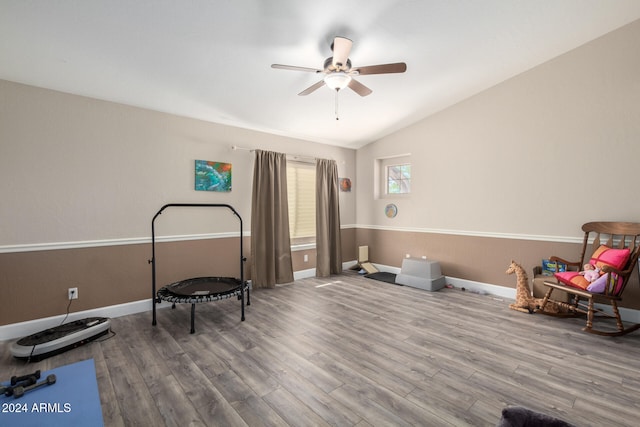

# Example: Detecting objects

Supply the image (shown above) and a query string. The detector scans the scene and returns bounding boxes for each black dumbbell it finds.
[1,375,38,396]
[11,369,41,385]
[13,374,56,399]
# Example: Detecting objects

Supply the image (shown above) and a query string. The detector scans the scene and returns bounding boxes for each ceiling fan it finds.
[271,36,407,98]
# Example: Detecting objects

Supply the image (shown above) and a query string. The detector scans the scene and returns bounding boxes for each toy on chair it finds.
[581,263,600,282]
[506,260,566,314]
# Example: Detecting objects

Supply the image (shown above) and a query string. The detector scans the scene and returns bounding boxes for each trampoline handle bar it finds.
[152,203,240,223]
[151,203,246,327]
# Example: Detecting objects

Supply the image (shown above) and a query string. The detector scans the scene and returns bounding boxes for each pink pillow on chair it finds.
[589,245,630,271]
[554,271,589,290]
[555,271,623,294]
[554,246,630,293]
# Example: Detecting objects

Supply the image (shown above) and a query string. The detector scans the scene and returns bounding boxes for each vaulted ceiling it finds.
[2,1,640,149]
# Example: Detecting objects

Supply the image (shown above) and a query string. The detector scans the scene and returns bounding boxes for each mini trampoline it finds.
[150,203,249,334]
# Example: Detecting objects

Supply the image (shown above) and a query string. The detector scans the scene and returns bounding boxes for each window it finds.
[375,154,412,199]
[287,161,316,244]
[387,163,411,194]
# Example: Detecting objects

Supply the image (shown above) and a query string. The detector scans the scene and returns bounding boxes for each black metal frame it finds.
[150,203,248,333]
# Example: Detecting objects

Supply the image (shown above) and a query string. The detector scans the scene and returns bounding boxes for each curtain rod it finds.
[231,145,254,152]
[231,145,323,163]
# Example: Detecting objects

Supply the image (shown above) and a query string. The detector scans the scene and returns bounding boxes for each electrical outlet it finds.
[304,254,309,263]
[68,287,78,300]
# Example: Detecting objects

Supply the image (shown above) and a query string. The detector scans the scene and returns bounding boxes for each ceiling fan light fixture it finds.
[324,72,351,91]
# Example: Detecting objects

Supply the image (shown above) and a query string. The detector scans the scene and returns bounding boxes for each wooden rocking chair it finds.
[539,222,640,336]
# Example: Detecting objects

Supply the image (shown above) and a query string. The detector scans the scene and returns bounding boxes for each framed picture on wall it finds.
[339,178,352,192]
[195,160,232,192]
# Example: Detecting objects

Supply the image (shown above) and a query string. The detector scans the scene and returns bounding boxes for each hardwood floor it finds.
[2,272,640,426]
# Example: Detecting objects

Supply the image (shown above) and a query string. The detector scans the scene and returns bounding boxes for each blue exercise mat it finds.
[0,358,104,427]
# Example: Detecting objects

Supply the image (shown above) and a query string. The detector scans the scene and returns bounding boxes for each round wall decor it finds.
[385,203,398,218]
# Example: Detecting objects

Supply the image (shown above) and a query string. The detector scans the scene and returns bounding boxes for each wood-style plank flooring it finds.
[2,272,640,426]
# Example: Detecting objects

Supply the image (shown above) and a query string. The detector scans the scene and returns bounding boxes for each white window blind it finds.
[287,161,316,244]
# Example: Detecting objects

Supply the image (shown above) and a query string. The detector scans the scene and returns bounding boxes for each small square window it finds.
[387,164,411,194]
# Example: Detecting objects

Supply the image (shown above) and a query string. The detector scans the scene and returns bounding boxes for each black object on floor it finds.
[10,317,111,362]
[364,271,399,285]
[498,406,576,427]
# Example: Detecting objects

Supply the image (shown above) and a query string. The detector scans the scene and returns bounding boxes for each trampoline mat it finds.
[158,277,245,304]
[165,277,240,296]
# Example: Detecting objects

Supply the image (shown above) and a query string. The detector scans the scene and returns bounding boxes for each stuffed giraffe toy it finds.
[506,260,564,314]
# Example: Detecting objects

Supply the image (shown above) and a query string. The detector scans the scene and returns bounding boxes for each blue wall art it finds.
[195,160,232,192]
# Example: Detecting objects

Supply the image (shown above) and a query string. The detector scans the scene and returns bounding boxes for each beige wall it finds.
[355,20,640,308]
[357,19,639,236]
[0,79,356,246]
[0,230,357,325]
[0,80,356,326]
[356,228,640,309]
[0,238,242,325]
[2,19,640,326]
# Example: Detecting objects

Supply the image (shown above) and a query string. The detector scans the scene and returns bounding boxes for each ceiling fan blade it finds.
[271,64,322,73]
[331,37,352,70]
[352,62,407,75]
[298,80,326,96]
[348,78,372,97]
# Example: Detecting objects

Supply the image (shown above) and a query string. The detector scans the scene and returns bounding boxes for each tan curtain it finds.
[316,158,342,277]
[250,150,294,288]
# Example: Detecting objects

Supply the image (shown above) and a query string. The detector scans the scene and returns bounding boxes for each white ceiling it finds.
[2,1,640,149]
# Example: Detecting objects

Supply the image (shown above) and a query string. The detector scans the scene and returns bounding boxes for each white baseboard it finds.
[371,263,640,323]
[0,299,167,341]
[293,268,316,280]
[343,260,359,270]
[373,264,401,274]
[372,263,516,299]
[293,261,361,280]
[445,277,640,323]
[4,264,638,341]
[445,277,516,299]
[1,266,326,341]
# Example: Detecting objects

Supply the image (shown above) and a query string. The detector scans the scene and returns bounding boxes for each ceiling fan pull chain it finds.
[335,89,340,121]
